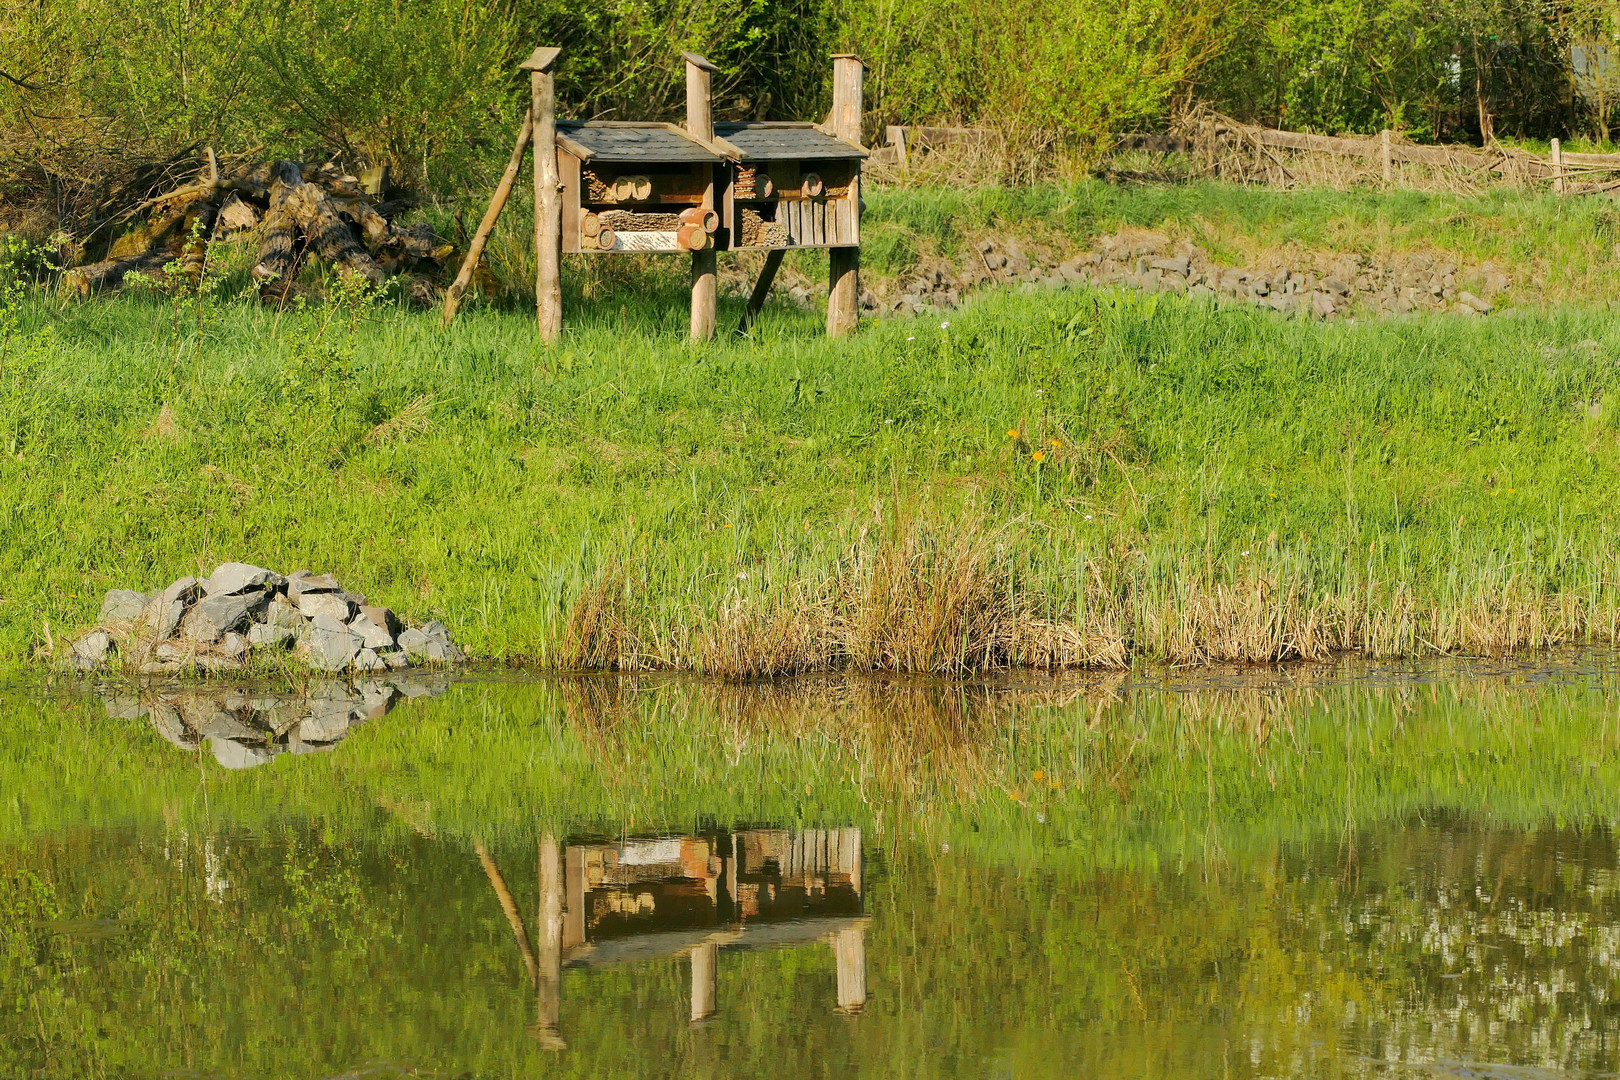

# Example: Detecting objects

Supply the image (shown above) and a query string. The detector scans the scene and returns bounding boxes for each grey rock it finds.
[148,705,196,749]
[382,649,411,671]
[1311,292,1336,318]
[248,623,296,650]
[144,596,186,639]
[360,683,397,719]
[1321,276,1352,297]
[421,620,452,644]
[72,630,115,671]
[193,710,256,742]
[159,576,202,607]
[1040,275,1066,290]
[264,598,305,629]
[184,592,262,642]
[1459,291,1493,314]
[286,571,342,599]
[1150,256,1191,276]
[99,589,151,624]
[220,632,250,661]
[295,591,353,623]
[354,648,387,672]
[1188,284,1216,302]
[349,613,395,651]
[154,641,193,664]
[301,612,362,672]
[204,562,284,597]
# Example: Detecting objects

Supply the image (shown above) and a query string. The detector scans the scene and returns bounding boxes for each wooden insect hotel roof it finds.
[555,121,728,163]
[714,122,868,161]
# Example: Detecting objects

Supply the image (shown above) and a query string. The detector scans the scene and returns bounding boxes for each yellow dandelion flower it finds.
[1032,769,1046,781]
[1051,439,1062,449]
[1008,428,1020,439]
[1031,450,1044,463]
[1009,788,1025,802]
[723,522,733,529]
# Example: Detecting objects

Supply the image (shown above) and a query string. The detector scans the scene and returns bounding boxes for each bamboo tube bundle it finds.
[734,167,775,200]
[597,209,684,231]
[740,208,788,247]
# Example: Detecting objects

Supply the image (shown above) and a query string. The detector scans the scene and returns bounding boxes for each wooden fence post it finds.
[684,51,719,342]
[827,54,865,338]
[1552,137,1565,194]
[521,47,563,344]
[1380,129,1392,185]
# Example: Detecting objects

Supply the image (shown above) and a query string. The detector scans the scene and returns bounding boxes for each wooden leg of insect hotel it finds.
[690,941,719,1022]
[521,47,564,343]
[534,833,566,1049]
[685,51,719,341]
[442,106,535,327]
[827,54,865,338]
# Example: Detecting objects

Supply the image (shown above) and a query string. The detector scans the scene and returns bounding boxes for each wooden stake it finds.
[690,941,718,1022]
[827,54,865,338]
[522,46,563,343]
[1380,129,1392,185]
[535,833,566,1049]
[735,248,785,336]
[475,842,540,986]
[1553,137,1566,194]
[443,106,534,326]
[684,51,719,342]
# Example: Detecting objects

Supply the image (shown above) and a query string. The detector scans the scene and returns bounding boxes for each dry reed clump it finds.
[552,525,1620,676]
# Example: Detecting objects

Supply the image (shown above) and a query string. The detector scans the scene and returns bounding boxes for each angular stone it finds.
[1149,256,1191,276]
[159,576,202,607]
[148,705,197,749]
[184,592,262,642]
[209,738,277,770]
[262,597,304,628]
[1311,292,1336,318]
[300,612,362,672]
[143,596,186,639]
[382,649,411,671]
[248,623,296,650]
[1459,291,1493,314]
[99,589,151,624]
[154,641,193,664]
[348,613,395,651]
[420,620,451,643]
[1321,275,1352,297]
[295,590,353,623]
[204,563,284,597]
[354,648,386,672]
[72,630,115,671]
[220,632,250,661]
[287,571,342,599]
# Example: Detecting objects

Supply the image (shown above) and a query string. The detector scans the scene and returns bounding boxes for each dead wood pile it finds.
[68,158,454,302]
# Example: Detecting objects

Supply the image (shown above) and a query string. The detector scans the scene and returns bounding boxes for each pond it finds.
[6,655,1620,1078]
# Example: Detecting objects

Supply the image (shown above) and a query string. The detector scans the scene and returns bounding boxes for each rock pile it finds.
[872,232,1513,321]
[70,563,466,675]
[99,675,451,769]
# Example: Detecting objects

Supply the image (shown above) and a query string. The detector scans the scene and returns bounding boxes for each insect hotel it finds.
[443,49,868,341]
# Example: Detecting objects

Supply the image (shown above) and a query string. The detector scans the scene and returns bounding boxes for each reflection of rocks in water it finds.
[98,675,452,768]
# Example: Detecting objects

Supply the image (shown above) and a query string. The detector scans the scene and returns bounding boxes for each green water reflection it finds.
[5,662,1620,1077]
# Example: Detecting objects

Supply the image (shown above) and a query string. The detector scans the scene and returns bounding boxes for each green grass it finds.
[9,182,1620,670]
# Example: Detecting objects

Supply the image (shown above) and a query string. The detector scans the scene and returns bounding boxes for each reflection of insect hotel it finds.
[479,827,867,1045]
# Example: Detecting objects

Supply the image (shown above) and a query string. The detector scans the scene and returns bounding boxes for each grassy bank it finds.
[9,182,1620,672]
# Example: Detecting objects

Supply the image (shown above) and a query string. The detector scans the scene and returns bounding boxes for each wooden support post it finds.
[735,249,786,336]
[475,842,540,986]
[690,941,719,1022]
[684,51,719,342]
[534,833,566,1050]
[833,924,867,1014]
[521,47,563,344]
[827,54,865,338]
[1380,129,1392,185]
[1553,137,1566,194]
[444,107,534,326]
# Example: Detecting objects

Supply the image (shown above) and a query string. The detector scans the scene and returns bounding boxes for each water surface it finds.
[5,661,1620,1078]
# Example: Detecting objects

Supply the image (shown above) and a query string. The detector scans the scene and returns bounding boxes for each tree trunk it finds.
[1474,36,1494,145]
[286,181,386,287]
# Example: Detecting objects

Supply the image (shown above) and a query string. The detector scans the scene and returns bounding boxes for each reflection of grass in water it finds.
[5,686,1620,1078]
[5,672,1620,871]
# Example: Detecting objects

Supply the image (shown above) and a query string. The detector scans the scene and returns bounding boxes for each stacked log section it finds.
[739,208,788,247]
[70,156,451,304]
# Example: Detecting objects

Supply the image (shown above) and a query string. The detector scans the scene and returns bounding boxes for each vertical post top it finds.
[519,46,562,73]
[682,50,719,73]
[831,53,866,67]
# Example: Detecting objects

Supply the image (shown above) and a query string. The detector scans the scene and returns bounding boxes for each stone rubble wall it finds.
[71,562,466,675]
